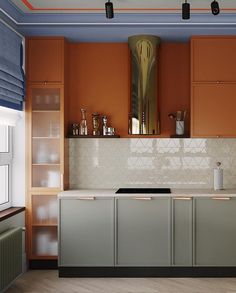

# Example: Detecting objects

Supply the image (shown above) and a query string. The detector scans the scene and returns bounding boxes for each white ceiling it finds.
[10,0,236,14]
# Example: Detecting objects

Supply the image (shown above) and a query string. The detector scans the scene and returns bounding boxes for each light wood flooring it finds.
[6,270,236,293]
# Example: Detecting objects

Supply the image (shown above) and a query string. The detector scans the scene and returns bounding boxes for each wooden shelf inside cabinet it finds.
[68,135,120,138]
[32,163,60,166]
[32,110,60,113]
[32,137,60,140]
[32,224,57,227]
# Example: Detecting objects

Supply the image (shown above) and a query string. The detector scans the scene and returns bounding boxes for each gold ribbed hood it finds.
[128,35,161,135]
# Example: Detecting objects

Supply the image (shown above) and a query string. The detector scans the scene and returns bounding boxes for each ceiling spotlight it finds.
[182,0,190,20]
[105,0,114,19]
[211,0,220,15]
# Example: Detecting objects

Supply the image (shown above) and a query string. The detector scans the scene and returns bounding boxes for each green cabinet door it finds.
[172,198,193,266]
[59,198,114,266]
[194,197,236,266]
[116,197,171,266]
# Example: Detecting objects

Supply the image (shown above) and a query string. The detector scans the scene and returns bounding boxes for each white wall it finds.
[12,112,25,207]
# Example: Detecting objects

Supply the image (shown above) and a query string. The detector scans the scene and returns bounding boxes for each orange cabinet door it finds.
[191,83,236,137]
[27,38,64,83]
[191,37,236,82]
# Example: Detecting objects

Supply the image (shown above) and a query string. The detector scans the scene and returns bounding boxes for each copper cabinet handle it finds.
[211,197,231,200]
[133,197,152,200]
[173,197,191,200]
[77,197,95,200]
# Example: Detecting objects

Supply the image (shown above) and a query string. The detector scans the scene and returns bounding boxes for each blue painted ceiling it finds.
[1,0,236,42]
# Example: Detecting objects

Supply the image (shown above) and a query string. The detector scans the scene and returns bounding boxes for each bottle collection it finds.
[71,108,116,137]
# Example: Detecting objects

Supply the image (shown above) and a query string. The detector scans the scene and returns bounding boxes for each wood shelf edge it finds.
[170,134,190,138]
[68,134,192,139]
[32,224,57,227]
[68,135,120,138]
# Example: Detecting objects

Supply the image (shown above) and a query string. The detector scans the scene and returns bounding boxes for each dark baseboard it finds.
[59,266,236,278]
[29,260,58,270]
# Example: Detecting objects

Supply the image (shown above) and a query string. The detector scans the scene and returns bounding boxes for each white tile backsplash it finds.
[69,138,236,189]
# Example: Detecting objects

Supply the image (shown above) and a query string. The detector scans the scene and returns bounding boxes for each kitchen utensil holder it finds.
[176,120,184,135]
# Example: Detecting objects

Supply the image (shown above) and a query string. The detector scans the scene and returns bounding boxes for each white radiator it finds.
[0,227,22,291]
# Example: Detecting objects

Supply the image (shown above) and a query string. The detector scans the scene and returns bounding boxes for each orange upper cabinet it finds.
[191,36,236,82]
[191,84,236,137]
[191,36,236,137]
[27,37,65,84]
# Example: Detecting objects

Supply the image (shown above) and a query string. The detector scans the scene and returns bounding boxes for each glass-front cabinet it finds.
[26,37,68,263]
[31,194,58,258]
[27,84,67,260]
[31,87,62,190]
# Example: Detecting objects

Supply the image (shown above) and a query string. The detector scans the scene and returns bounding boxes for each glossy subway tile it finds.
[69,138,236,189]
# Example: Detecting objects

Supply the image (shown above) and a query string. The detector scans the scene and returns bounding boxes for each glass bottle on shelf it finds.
[71,123,79,136]
[92,112,100,136]
[102,115,108,135]
[79,108,88,135]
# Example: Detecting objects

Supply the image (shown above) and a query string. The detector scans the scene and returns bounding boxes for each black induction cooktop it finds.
[115,188,171,194]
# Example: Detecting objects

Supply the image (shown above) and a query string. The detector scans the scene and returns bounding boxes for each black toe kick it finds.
[58,267,236,278]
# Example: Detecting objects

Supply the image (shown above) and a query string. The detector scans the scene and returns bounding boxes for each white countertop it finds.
[58,189,236,199]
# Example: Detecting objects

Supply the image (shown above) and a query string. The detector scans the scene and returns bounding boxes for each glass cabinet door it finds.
[31,194,58,257]
[32,194,58,225]
[31,87,62,189]
[32,226,58,256]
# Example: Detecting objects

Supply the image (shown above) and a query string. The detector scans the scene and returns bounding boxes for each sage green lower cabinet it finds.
[116,197,171,266]
[59,195,236,270]
[172,198,193,266]
[59,198,114,266]
[194,197,236,266]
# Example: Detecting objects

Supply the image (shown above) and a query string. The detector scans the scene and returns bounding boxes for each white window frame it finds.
[0,126,12,211]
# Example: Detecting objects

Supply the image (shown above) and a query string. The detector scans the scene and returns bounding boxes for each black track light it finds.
[105,0,114,19]
[211,0,220,15]
[182,0,190,20]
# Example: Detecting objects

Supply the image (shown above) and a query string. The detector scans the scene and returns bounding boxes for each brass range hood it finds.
[128,35,161,135]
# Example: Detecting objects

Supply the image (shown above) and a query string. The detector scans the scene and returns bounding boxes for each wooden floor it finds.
[6,270,236,293]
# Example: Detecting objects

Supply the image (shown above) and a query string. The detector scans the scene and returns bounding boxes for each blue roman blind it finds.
[0,22,25,111]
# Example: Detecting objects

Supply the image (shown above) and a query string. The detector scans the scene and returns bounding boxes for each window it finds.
[0,125,12,210]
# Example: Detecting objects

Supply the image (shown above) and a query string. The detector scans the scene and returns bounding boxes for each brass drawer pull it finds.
[133,197,152,200]
[77,197,95,200]
[173,197,191,200]
[211,197,231,200]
